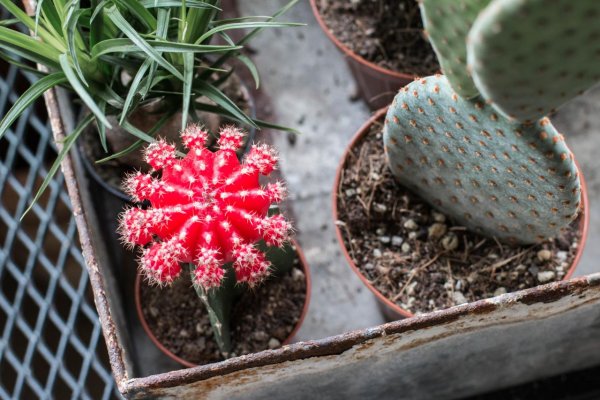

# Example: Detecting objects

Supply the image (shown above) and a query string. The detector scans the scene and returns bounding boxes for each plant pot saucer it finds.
[135,239,311,368]
[333,108,590,320]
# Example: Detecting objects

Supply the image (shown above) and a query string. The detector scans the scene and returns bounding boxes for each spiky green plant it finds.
[0,0,301,213]
[384,75,581,244]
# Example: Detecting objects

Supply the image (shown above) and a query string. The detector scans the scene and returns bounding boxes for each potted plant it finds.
[0,0,301,209]
[309,0,440,110]
[333,0,597,319]
[119,124,310,364]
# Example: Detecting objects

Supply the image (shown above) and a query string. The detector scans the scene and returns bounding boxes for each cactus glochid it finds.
[119,124,291,356]
[467,0,600,122]
[419,0,492,99]
[383,75,581,245]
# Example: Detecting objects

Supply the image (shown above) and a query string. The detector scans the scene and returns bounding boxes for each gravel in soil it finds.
[336,119,582,315]
[315,0,439,75]
[140,258,307,365]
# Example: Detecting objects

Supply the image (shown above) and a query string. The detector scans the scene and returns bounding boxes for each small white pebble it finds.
[516,264,527,272]
[493,287,507,296]
[401,243,411,253]
[556,251,568,262]
[391,236,403,246]
[373,249,383,258]
[292,268,305,282]
[379,236,391,244]
[537,271,556,283]
[432,212,446,223]
[453,291,468,305]
[345,189,356,197]
[373,203,387,213]
[268,338,281,349]
[364,263,374,270]
[404,219,418,230]
[428,223,447,240]
[537,249,552,262]
[441,234,459,251]
[408,231,418,240]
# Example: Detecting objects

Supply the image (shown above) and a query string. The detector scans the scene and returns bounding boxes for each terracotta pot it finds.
[310,0,414,110]
[135,239,312,368]
[332,108,590,320]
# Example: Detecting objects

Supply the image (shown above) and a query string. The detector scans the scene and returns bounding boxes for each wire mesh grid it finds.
[0,62,121,399]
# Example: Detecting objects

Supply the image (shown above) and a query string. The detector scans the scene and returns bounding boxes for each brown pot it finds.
[310,0,414,110]
[135,239,312,368]
[332,108,590,320]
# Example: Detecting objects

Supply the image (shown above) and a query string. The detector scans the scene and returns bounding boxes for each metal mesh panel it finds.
[0,62,121,399]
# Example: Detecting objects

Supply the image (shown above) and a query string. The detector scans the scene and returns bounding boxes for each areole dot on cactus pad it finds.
[467,0,600,122]
[383,75,581,245]
[119,125,291,290]
[419,0,492,99]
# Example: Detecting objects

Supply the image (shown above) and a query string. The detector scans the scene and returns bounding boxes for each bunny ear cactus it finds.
[467,0,600,122]
[383,75,581,244]
[120,124,291,357]
[419,0,492,98]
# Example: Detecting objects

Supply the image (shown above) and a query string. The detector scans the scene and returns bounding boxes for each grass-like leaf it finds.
[182,52,194,130]
[139,0,219,9]
[113,0,157,30]
[0,72,67,139]
[237,54,259,89]
[120,58,152,124]
[59,53,112,128]
[22,113,95,219]
[92,38,240,58]
[196,21,303,44]
[194,80,256,128]
[105,5,182,80]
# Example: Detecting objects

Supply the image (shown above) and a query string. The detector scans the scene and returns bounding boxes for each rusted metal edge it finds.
[41,88,131,386]
[120,273,600,396]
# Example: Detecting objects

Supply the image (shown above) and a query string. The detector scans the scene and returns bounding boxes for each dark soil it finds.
[316,0,439,75]
[140,257,307,365]
[79,75,253,193]
[336,119,582,315]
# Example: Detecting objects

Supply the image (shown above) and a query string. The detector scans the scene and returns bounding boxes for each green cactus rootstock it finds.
[419,0,492,99]
[468,0,600,122]
[383,75,581,245]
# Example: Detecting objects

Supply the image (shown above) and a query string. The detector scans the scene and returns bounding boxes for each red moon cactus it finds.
[119,125,291,290]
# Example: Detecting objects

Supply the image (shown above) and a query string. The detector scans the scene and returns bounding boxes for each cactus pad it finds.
[468,0,600,122]
[419,0,492,99]
[383,75,581,244]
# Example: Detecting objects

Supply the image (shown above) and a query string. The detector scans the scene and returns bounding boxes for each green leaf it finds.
[96,109,175,163]
[90,0,107,49]
[194,103,300,134]
[182,52,194,130]
[144,8,170,97]
[0,26,60,68]
[22,114,95,219]
[236,54,259,89]
[92,38,240,58]
[0,72,67,139]
[105,5,182,79]
[97,100,108,152]
[65,6,88,85]
[194,80,256,128]
[59,54,112,128]
[120,58,152,124]
[195,21,303,44]
[120,120,156,144]
[139,0,219,9]
[0,0,65,51]
[113,0,157,30]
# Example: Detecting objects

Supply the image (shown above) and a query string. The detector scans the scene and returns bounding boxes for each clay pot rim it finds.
[332,107,590,319]
[309,0,415,81]
[135,238,312,368]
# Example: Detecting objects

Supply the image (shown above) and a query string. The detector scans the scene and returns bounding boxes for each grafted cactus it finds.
[419,0,492,98]
[467,0,600,122]
[120,124,291,356]
[384,75,581,244]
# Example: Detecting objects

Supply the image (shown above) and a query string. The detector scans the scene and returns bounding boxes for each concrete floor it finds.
[239,0,600,342]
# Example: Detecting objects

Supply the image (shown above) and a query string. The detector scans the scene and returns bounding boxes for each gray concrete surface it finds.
[240,0,600,342]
